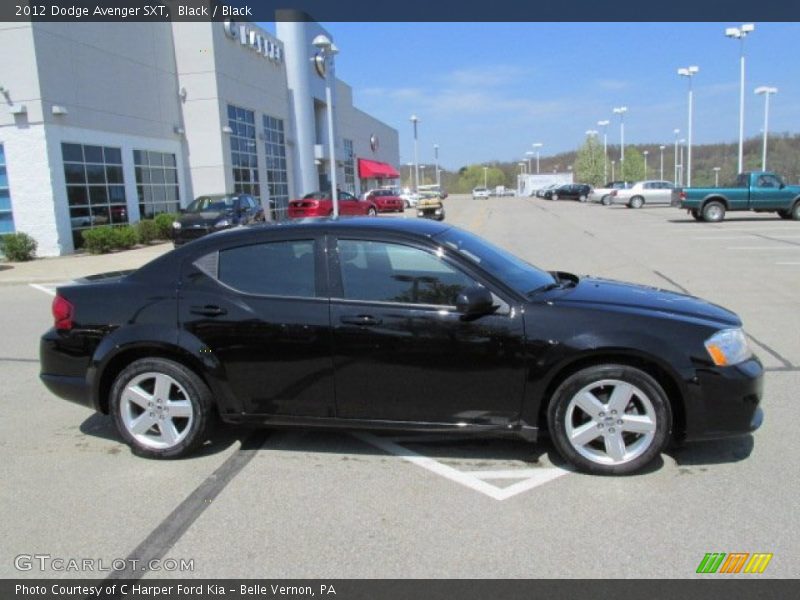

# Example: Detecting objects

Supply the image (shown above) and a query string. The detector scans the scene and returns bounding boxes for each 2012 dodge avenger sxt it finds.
[40,218,763,474]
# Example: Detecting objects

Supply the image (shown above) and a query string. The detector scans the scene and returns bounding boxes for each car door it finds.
[178,235,335,417]
[750,173,792,210]
[337,191,360,215]
[328,234,526,424]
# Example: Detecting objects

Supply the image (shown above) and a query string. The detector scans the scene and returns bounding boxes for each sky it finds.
[264,22,800,171]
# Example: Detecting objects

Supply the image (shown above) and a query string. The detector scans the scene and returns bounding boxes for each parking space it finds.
[2,196,798,578]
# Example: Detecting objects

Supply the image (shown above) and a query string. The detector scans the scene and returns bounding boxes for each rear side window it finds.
[217,240,316,297]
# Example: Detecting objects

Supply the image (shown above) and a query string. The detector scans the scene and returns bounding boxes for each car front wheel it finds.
[629,196,644,209]
[579,194,587,202]
[367,207,377,216]
[601,195,612,206]
[547,364,671,475]
[110,358,215,459]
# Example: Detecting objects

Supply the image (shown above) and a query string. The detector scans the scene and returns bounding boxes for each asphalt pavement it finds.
[1,195,797,579]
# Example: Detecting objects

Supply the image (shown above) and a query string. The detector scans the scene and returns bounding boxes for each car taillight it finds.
[52,295,74,330]
[680,191,687,200]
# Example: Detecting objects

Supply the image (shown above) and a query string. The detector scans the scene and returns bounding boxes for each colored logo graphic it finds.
[696,552,773,574]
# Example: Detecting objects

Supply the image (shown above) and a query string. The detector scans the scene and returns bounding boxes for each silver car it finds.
[612,180,675,208]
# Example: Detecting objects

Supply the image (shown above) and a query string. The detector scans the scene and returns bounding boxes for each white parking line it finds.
[727,246,800,251]
[776,262,800,265]
[353,432,569,501]
[29,282,75,297]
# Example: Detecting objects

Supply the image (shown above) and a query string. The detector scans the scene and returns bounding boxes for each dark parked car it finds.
[172,193,263,246]
[40,218,762,475]
[551,184,592,202]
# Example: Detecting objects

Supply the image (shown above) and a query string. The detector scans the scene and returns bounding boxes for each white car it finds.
[472,187,490,200]
[612,180,676,208]
[399,192,420,208]
[589,181,631,205]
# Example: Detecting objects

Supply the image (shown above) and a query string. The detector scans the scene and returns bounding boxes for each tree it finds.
[574,135,605,186]
[619,147,645,182]
[455,164,506,192]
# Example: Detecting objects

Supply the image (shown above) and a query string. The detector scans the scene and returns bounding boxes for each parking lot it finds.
[1,195,798,579]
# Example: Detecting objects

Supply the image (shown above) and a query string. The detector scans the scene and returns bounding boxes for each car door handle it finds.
[190,305,227,317]
[340,314,382,327]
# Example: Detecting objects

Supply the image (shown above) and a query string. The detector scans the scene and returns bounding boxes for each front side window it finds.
[218,240,315,297]
[757,174,781,189]
[61,142,126,248]
[338,240,477,306]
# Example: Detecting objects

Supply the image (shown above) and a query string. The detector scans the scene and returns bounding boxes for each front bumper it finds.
[682,357,764,441]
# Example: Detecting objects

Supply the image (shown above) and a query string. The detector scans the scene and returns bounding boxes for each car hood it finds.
[548,276,740,327]
[178,211,228,225]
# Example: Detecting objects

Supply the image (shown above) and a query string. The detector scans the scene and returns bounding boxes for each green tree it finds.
[574,135,605,186]
[456,164,506,192]
[619,147,645,182]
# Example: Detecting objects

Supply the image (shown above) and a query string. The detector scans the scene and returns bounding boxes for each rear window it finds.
[216,240,316,297]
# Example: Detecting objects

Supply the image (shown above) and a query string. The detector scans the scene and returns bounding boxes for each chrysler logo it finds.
[370,134,379,152]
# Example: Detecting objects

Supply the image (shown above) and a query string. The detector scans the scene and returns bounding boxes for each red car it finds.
[288,190,378,218]
[365,189,404,213]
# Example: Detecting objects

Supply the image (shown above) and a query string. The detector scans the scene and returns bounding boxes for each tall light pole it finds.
[312,34,340,217]
[532,142,543,173]
[611,160,616,180]
[726,23,755,173]
[673,128,680,185]
[525,150,534,173]
[659,145,665,180]
[405,162,414,188]
[410,114,420,194]
[419,165,426,186]
[678,138,686,185]
[433,144,441,188]
[713,166,721,186]
[598,120,610,181]
[613,106,627,180]
[643,150,649,179]
[755,86,778,171]
[678,65,699,186]
[483,166,488,188]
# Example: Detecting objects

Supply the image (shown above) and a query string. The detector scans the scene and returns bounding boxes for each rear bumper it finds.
[682,357,764,441]
[40,373,94,409]
[40,330,96,411]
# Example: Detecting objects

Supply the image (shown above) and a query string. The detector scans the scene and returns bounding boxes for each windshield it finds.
[434,227,556,296]
[186,195,236,212]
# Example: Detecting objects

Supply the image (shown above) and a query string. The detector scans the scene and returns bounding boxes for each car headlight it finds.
[704,328,752,366]
[214,219,231,228]
[172,221,181,230]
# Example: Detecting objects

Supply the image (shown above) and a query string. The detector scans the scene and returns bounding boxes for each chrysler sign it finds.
[223,20,283,64]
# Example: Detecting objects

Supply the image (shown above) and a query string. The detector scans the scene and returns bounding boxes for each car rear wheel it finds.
[552,194,559,201]
[702,201,726,222]
[367,207,377,216]
[579,194,587,202]
[629,196,644,209]
[111,358,215,459]
[601,195,612,206]
[791,201,800,221]
[547,364,671,475]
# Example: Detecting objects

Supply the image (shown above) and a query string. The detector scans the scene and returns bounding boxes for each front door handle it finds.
[340,314,382,327]
[190,305,227,317]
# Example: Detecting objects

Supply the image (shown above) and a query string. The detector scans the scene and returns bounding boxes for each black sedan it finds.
[551,184,593,202]
[172,193,263,246]
[40,218,763,474]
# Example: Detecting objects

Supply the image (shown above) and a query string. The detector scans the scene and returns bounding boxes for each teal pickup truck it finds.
[672,171,800,222]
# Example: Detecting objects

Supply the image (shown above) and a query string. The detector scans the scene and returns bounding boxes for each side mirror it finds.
[455,286,495,319]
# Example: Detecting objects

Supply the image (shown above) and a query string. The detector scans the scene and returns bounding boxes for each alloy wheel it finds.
[564,379,657,466]
[119,372,194,450]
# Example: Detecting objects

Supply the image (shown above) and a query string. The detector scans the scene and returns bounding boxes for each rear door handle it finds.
[190,305,227,317]
[340,314,382,327]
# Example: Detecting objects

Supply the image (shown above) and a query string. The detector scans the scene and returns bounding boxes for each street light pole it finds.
[659,145,665,180]
[532,142,543,173]
[673,129,680,185]
[611,160,616,180]
[483,166,488,188]
[678,65,699,186]
[410,115,420,194]
[755,86,778,171]
[678,139,686,185]
[312,35,340,217]
[613,107,627,180]
[597,120,610,182]
[726,24,755,173]
[420,165,426,186]
[713,166,721,186]
[434,144,440,189]
[525,150,534,174]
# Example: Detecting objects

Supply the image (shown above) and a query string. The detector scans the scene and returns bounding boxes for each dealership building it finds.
[0,18,400,255]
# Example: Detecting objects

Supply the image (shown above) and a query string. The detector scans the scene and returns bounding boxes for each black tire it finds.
[702,200,726,223]
[792,201,800,221]
[579,194,587,203]
[110,358,215,459]
[367,207,377,217]
[629,196,644,209]
[552,194,559,201]
[691,209,704,221]
[601,195,612,206]
[547,364,672,475]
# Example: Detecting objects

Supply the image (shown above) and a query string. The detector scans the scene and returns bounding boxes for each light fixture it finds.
[173,125,185,135]
[221,125,233,134]
[51,105,68,116]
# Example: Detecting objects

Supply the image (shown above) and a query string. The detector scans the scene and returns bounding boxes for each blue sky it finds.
[266,22,800,170]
